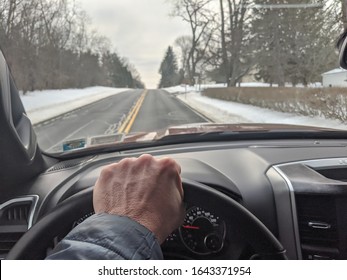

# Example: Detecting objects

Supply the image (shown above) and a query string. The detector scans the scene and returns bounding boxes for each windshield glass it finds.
[1,0,346,153]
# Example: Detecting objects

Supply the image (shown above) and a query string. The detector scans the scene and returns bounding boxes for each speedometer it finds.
[179,206,226,255]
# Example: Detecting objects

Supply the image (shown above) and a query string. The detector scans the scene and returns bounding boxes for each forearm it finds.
[46,213,163,260]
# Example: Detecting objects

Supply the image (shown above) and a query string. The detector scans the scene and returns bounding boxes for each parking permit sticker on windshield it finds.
[63,138,86,151]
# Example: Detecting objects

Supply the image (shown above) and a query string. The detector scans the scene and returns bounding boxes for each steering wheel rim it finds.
[7,179,287,260]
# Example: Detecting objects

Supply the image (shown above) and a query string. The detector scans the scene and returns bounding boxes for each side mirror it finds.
[338,32,347,69]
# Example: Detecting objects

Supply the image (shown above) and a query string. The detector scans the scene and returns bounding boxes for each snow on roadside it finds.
[21,86,130,124]
[176,91,347,130]
[163,82,322,94]
[164,84,229,94]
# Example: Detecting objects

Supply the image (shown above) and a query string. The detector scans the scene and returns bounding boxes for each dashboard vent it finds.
[0,232,24,259]
[46,156,95,173]
[2,202,30,224]
[0,196,38,259]
[295,194,339,259]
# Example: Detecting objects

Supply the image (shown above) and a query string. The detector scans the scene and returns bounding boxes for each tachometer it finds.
[179,206,226,255]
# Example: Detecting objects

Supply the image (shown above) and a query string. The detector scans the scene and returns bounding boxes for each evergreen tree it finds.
[252,0,340,86]
[158,46,179,88]
[101,52,144,88]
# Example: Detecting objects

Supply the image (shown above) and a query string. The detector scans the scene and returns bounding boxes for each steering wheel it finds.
[7,179,287,259]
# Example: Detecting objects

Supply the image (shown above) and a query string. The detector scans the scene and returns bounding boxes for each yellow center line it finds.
[118,90,148,134]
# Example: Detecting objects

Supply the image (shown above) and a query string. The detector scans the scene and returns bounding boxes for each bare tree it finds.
[171,0,253,86]
[0,0,144,92]
[171,0,217,84]
[174,35,192,77]
[4,0,21,37]
[341,0,347,30]
[217,0,253,86]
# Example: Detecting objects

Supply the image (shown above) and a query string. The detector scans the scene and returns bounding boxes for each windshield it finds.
[1,0,346,153]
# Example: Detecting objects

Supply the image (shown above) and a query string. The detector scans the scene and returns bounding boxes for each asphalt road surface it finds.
[34,89,207,152]
[130,90,207,133]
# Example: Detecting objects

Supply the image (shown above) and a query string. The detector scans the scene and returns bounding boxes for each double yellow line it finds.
[118,90,148,134]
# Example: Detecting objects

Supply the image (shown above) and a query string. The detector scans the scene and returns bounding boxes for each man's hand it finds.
[93,154,185,244]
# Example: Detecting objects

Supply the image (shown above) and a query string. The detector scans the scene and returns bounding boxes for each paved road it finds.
[130,90,207,133]
[34,89,208,152]
[34,90,142,152]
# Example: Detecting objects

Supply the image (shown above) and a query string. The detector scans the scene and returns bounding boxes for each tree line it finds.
[159,0,345,88]
[0,0,144,93]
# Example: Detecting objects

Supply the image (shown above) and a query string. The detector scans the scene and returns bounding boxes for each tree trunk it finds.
[219,0,229,85]
[342,0,347,30]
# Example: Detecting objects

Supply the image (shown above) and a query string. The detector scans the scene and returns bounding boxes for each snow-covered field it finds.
[21,87,129,124]
[164,86,347,130]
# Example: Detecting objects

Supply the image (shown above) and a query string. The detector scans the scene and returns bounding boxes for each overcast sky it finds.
[78,0,190,89]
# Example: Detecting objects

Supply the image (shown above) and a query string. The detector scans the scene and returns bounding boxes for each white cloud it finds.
[78,0,190,88]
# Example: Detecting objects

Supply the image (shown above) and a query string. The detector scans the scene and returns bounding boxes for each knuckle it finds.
[119,157,136,166]
[160,157,180,172]
[100,165,114,180]
[138,154,154,162]
[160,157,175,166]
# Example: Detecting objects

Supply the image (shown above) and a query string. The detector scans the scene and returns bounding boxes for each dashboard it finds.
[2,138,347,259]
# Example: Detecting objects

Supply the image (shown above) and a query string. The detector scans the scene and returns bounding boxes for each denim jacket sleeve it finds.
[46,213,163,260]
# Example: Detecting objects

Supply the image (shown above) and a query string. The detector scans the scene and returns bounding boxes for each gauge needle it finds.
[182,225,200,230]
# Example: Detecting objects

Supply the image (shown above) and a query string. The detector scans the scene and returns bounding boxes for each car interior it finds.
[2,39,347,260]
